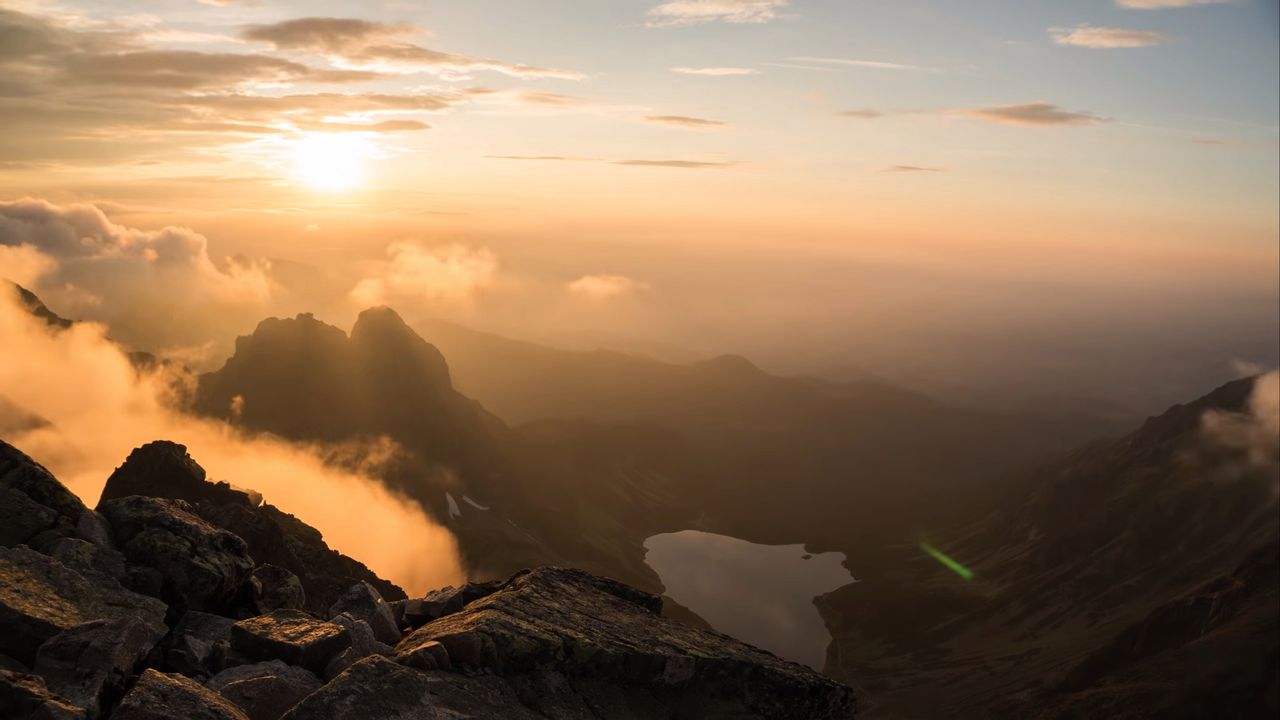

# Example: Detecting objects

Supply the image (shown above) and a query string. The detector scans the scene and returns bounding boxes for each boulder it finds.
[330,613,391,657]
[98,441,258,509]
[395,567,858,719]
[230,610,350,674]
[33,617,165,719]
[322,614,393,680]
[98,496,254,612]
[397,639,451,673]
[164,610,234,676]
[113,669,249,720]
[0,485,57,546]
[207,661,320,720]
[279,656,434,720]
[0,669,85,720]
[328,581,399,646]
[397,580,503,628]
[199,502,405,615]
[0,441,87,525]
[248,565,306,614]
[92,441,403,615]
[49,538,127,581]
[0,442,96,553]
[0,546,166,665]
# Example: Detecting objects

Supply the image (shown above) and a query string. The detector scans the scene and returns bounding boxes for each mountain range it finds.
[2,284,1276,718]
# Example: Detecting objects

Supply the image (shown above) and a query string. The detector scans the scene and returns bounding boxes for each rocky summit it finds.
[0,438,857,719]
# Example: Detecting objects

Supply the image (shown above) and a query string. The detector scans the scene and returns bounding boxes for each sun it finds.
[290,133,374,192]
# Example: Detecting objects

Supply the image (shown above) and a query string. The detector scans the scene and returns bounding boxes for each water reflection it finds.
[644,530,855,669]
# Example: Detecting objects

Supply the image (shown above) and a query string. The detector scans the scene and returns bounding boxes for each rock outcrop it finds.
[395,567,858,719]
[0,546,166,666]
[97,441,403,613]
[0,669,85,720]
[98,496,254,613]
[112,670,247,720]
[0,439,859,719]
[230,611,351,675]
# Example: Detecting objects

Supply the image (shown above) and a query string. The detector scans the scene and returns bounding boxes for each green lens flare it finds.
[920,541,974,581]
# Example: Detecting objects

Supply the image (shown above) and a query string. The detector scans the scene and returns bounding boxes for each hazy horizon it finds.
[2,0,1277,418]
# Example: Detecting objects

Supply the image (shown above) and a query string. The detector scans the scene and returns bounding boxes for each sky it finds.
[1,0,1277,413]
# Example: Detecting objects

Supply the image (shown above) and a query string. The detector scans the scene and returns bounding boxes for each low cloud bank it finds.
[0,287,463,594]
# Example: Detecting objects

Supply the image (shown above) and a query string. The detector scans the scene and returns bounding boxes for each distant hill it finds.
[818,374,1279,718]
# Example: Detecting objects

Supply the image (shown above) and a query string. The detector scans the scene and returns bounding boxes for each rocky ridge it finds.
[0,438,857,719]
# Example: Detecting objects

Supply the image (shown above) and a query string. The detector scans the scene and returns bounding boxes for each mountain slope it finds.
[817,374,1279,718]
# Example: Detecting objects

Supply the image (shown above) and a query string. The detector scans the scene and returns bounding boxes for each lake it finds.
[643,530,856,669]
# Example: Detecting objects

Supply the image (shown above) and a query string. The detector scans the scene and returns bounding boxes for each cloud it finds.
[241,16,583,80]
[0,288,463,594]
[881,165,943,173]
[486,155,735,168]
[840,109,883,119]
[350,242,498,307]
[786,56,932,71]
[1051,25,1170,48]
[64,50,380,89]
[644,115,728,128]
[956,102,1108,126]
[242,17,414,52]
[0,244,57,287]
[0,198,273,352]
[567,274,650,299]
[0,9,462,164]
[486,155,600,162]
[612,159,737,168]
[647,0,790,27]
[1201,370,1280,471]
[670,66,759,76]
[1117,0,1231,8]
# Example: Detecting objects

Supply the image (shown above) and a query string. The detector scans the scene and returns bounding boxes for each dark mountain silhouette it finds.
[817,375,1279,718]
[190,307,1104,595]
[191,308,705,590]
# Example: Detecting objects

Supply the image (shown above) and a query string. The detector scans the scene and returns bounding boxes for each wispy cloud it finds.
[612,159,737,168]
[566,274,650,299]
[670,66,759,76]
[1116,0,1231,8]
[956,102,1109,126]
[647,0,790,27]
[487,156,736,169]
[350,242,498,306]
[786,56,934,72]
[881,165,943,173]
[1051,25,1170,48]
[241,16,583,80]
[486,154,600,162]
[839,109,884,119]
[644,115,727,128]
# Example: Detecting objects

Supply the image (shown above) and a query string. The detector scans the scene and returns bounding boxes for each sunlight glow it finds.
[290,133,374,192]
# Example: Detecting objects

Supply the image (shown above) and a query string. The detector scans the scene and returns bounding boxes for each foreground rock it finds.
[207,661,320,720]
[0,669,86,720]
[396,567,858,719]
[162,611,234,676]
[98,442,403,613]
[98,496,254,613]
[1,437,860,719]
[279,656,433,720]
[113,669,248,720]
[230,610,351,674]
[34,617,165,718]
[328,581,399,646]
[0,546,166,666]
